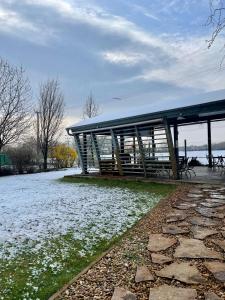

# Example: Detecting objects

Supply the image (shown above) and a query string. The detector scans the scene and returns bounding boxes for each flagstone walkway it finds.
[57,184,225,300]
[111,185,225,300]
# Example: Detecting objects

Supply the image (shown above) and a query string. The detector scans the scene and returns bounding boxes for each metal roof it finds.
[67,90,225,134]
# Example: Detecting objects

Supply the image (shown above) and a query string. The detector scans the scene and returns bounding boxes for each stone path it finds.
[112,185,225,299]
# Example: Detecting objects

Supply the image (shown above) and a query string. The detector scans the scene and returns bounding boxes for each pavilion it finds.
[66,90,225,180]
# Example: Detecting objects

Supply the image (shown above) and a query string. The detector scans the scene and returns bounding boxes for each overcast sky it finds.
[1,0,225,145]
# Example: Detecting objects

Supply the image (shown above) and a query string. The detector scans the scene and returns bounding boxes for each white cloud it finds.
[136,36,225,91]
[128,3,160,21]
[1,0,225,95]
[0,6,36,32]
[22,0,168,51]
[0,5,55,45]
[101,51,147,66]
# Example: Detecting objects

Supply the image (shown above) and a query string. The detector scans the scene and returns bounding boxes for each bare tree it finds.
[0,58,31,151]
[206,0,225,65]
[38,79,64,170]
[83,92,99,119]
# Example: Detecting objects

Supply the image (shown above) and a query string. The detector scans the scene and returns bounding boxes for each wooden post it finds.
[133,136,136,164]
[120,135,125,153]
[164,119,179,179]
[91,133,101,175]
[83,133,88,174]
[74,134,86,174]
[135,126,147,177]
[111,129,123,176]
[173,123,179,163]
[184,139,187,159]
[207,120,212,168]
[150,127,155,158]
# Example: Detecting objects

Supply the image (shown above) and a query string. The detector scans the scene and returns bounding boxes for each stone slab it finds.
[191,226,217,240]
[204,262,225,282]
[151,253,173,264]
[174,238,222,259]
[148,234,177,252]
[156,262,205,284]
[195,207,224,219]
[149,285,197,300]
[210,193,225,200]
[135,265,154,283]
[212,239,225,252]
[173,202,197,210]
[112,287,136,300]
[176,221,190,227]
[189,216,219,227]
[190,189,202,194]
[162,224,189,235]
[205,198,225,204]
[166,210,187,223]
[187,193,202,198]
[200,202,224,208]
[204,292,221,300]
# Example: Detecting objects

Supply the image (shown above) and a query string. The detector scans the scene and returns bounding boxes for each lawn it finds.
[0,170,176,300]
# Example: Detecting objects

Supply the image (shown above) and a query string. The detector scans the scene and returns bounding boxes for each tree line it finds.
[0,57,99,175]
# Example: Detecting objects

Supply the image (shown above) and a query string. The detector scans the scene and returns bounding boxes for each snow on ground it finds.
[0,168,160,259]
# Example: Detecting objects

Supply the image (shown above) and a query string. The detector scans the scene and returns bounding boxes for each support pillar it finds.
[111,129,123,176]
[173,123,179,163]
[91,133,101,175]
[83,133,88,174]
[120,135,125,153]
[164,119,179,179]
[74,134,87,174]
[207,120,212,168]
[150,127,156,158]
[184,139,187,159]
[135,126,147,177]
[133,136,136,164]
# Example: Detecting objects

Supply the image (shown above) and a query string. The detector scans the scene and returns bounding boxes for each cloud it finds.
[0,6,36,33]
[133,36,225,91]
[127,3,160,21]
[0,5,55,45]
[21,0,168,50]
[1,0,225,104]
[101,51,148,66]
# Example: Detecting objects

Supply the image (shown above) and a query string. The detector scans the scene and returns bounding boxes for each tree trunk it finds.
[43,155,48,170]
[43,145,48,170]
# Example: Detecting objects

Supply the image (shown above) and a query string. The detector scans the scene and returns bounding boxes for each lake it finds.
[179,150,225,164]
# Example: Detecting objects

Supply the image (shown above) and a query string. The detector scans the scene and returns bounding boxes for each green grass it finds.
[61,176,176,197]
[1,232,143,300]
[0,178,176,300]
[0,233,119,300]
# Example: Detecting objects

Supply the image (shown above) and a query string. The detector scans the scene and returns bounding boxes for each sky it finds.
[0,0,225,145]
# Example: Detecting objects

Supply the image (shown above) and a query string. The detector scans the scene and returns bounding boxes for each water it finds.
[179,150,225,165]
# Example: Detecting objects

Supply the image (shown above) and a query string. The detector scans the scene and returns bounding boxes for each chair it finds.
[178,156,196,178]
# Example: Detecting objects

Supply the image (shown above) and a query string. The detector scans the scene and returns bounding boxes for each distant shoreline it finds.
[180,147,225,151]
[180,141,225,151]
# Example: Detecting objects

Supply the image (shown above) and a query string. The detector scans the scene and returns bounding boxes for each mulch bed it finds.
[55,184,225,299]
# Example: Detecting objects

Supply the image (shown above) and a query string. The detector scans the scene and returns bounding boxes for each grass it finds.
[0,177,176,300]
[61,176,176,197]
[0,234,119,300]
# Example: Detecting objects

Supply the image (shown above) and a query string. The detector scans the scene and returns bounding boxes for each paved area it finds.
[111,185,225,299]
[182,167,225,184]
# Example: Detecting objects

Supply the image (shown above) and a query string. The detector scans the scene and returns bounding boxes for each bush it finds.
[50,144,77,169]
[5,141,37,174]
